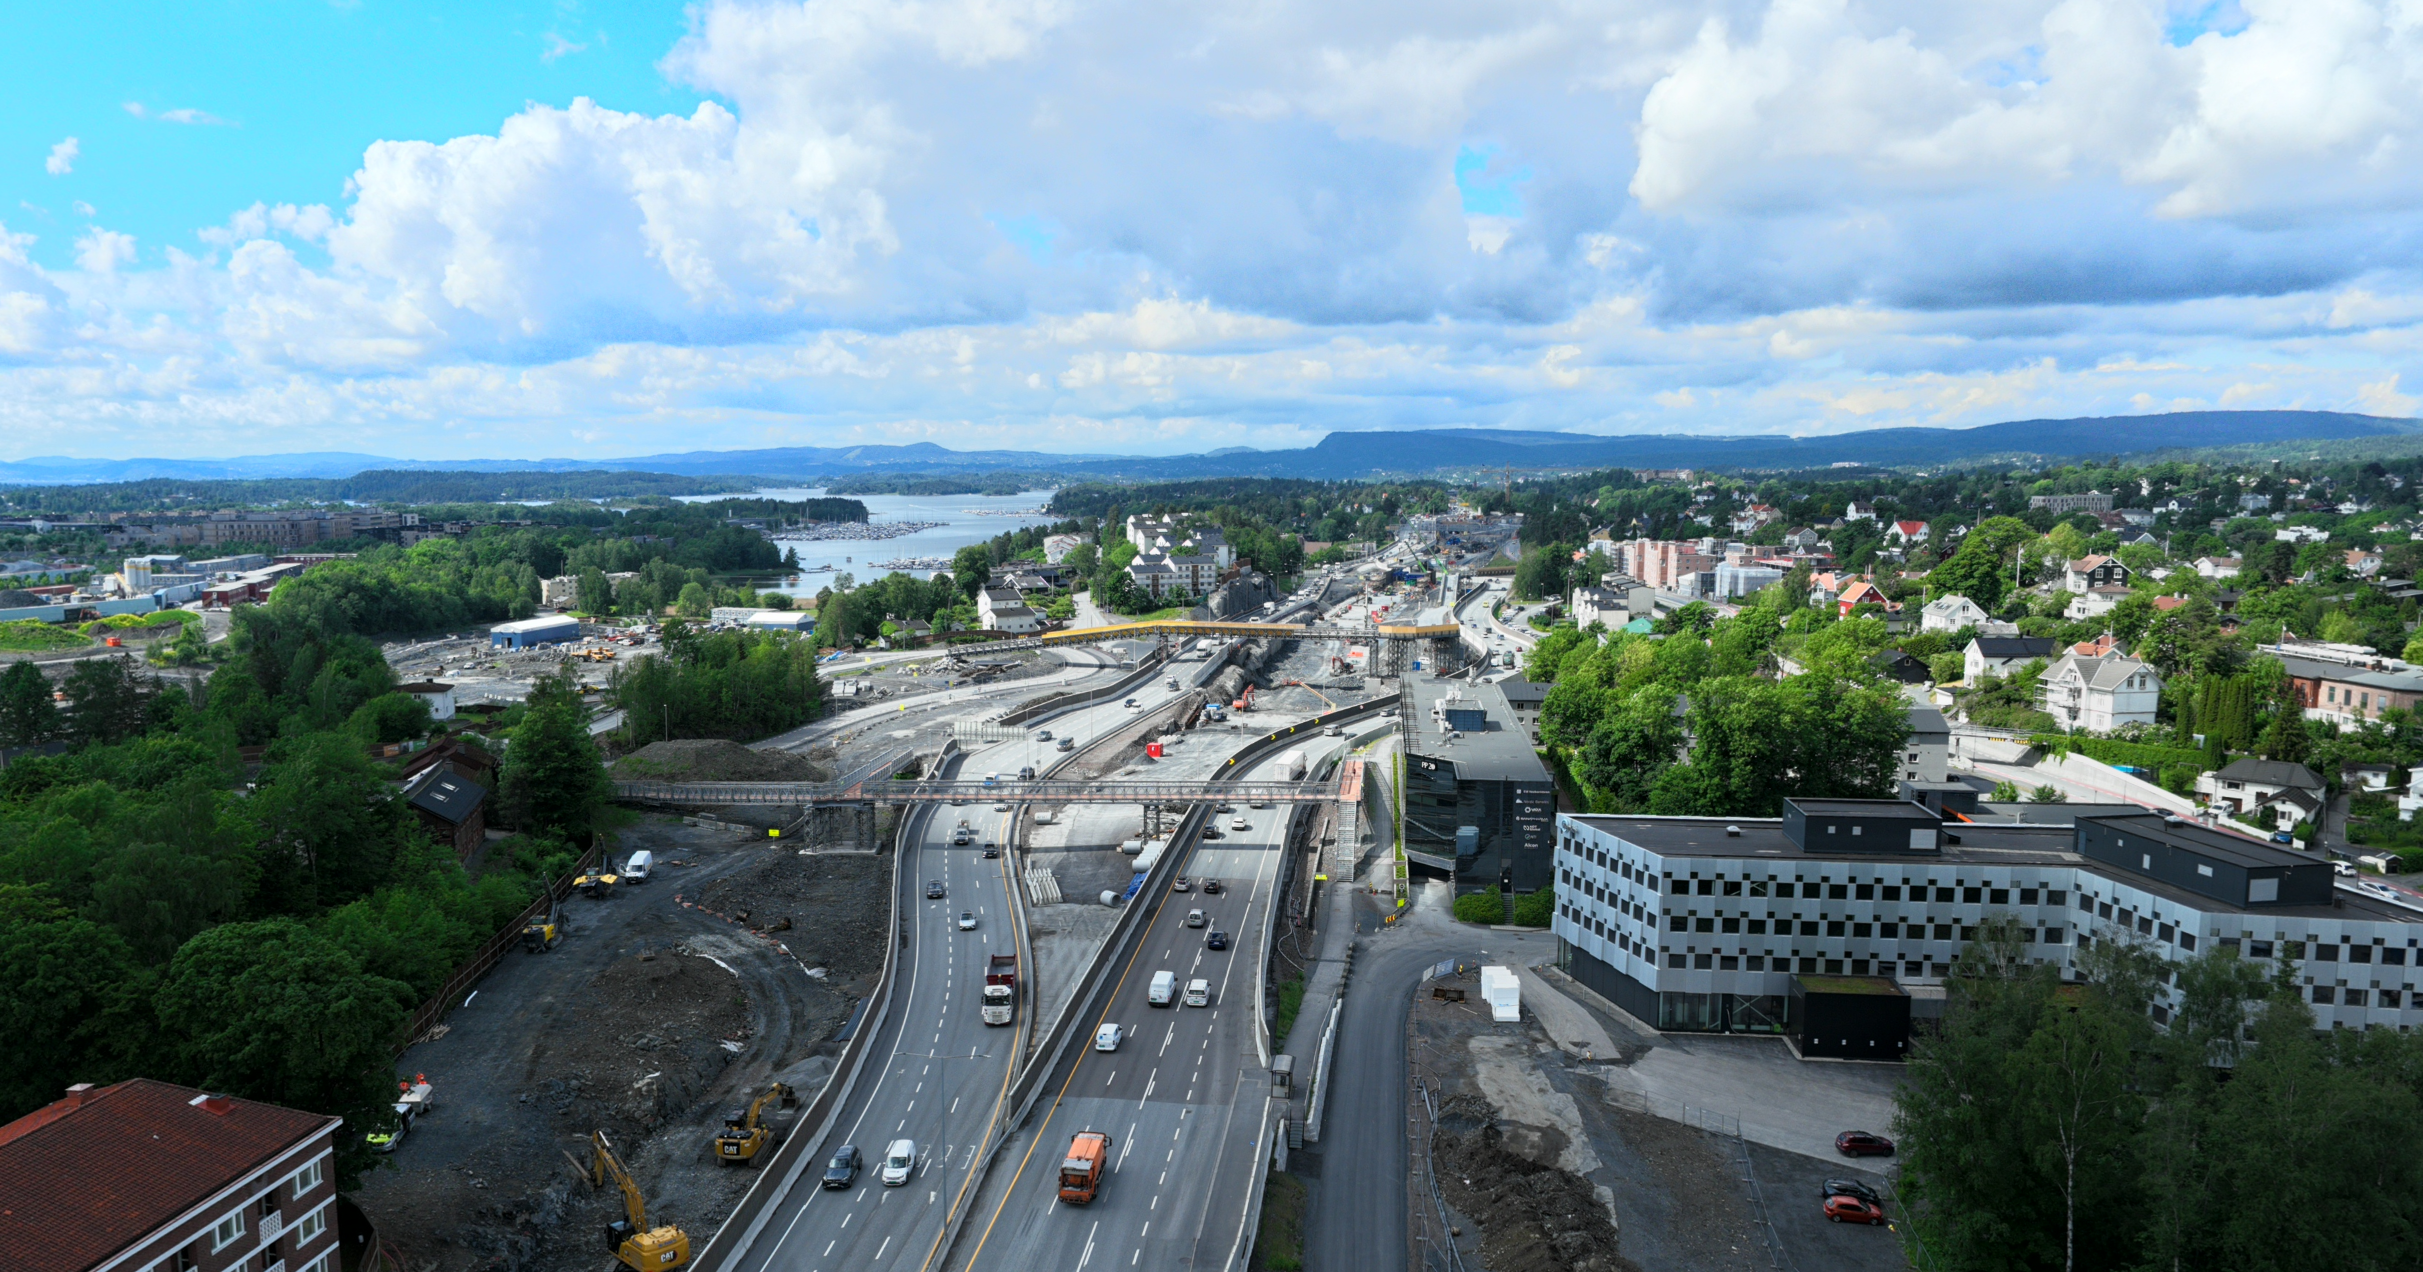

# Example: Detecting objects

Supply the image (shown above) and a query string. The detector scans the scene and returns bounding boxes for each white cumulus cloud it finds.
[44,138,77,176]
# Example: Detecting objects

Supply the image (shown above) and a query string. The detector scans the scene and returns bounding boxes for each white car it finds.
[958,912,977,930]
[881,1138,917,1186]
[1231,817,1249,832]
[1094,1023,1124,1052]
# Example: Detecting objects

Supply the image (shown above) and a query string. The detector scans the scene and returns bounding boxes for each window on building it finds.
[1670,879,1689,895]
[1855,883,1874,900]
[1881,885,1901,901]
[211,1212,247,1253]
[1878,921,1899,938]
[1667,953,1685,969]
[292,1206,327,1245]
[1937,886,1956,902]
[1745,956,1765,971]
[2313,986,2336,1004]
[2352,945,2374,964]
[1747,919,1767,934]
[1963,887,1982,904]
[2047,890,2066,906]
[1670,915,1687,931]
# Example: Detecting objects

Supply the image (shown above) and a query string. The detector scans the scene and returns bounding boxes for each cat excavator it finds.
[588,1129,688,1269]
[713,1081,798,1166]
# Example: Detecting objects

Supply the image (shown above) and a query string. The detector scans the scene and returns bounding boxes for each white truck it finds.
[1274,748,1308,781]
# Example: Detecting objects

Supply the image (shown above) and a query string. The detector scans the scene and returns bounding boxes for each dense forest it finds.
[823,472,1058,496]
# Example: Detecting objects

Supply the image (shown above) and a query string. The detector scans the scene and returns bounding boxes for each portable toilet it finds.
[1479,966,1521,1023]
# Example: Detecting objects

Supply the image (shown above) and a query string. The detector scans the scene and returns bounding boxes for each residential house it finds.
[1126,551,1218,600]
[977,585,1043,632]
[2063,555,2131,594]
[1780,526,1822,553]
[1962,634,2056,686]
[2119,509,2157,527]
[2194,556,2242,580]
[2038,648,2162,731]
[0,1079,342,1272]
[1834,578,1898,616]
[1870,649,1933,687]
[1841,500,1876,522]
[1919,595,1990,634]
[399,738,493,859]
[2195,758,2326,827]
[1902,705,1950,783]
[1042,533,1086,563]
[1885,520,1929,547]
[2276,525,2330,545]
[2029,490,2115,513]
[2239,492,2275,512]
[2066,585,2134,621]
[1491,671,1551,744]
[2115,527,2158,547]
[397,679,456,721]
[2344,548,2385,577]
[1571,586,1626,629]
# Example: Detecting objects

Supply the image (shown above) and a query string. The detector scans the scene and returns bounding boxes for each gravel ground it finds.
[354,817,891,1271]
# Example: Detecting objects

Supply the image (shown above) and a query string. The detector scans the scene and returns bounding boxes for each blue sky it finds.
[4,0,2422,462]
[6,2,702,271]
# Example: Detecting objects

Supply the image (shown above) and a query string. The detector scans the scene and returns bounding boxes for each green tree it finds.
[154,917,415,1186]
[953,543,994,599]
[1524,626,1590,684]
[1927,516,2037,611]
[61,656,155,745]
[249,734,418,914]
[675,581,711,618]
[498,670,610,842]
[1511,884,1555,927]
[577,566,614,614]
[0,660,57,746]
[344,692,434,745]
[1453,885,1506,924]
[0,885,151,1118]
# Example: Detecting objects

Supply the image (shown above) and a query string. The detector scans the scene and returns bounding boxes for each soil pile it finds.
[691,850,891,991]
[614,738,831,783]
[1434,1093,1638,1272]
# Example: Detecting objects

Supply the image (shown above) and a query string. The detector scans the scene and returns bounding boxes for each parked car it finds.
[927,880,946,899]
[1823,1194,1887,1225]
[822,1145,862,1189]
[1207,931,1229,950]
[1822,1178,1881,1205]
[881,1138,917,1186]
[1834,1131,1894,1158]
[1094,1023,1124,1052]
[958,912,977,930]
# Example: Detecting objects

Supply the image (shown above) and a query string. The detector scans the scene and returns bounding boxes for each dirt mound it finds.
[1435,1094,1638,1272]
[614,738,831,783]
[691,850,890,989]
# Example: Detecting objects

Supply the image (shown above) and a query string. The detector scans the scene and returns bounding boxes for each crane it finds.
[713,1081,797,1167]
[588,1129,689,1269]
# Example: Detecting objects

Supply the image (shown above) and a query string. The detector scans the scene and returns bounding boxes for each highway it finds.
[954,740,1340,1272]
[723,666,1201,1272]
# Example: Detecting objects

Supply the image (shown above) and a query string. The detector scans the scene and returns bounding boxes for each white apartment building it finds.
[1552,801,2422,1037]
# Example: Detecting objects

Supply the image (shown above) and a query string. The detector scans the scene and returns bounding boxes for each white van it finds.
[1148,970,1177,1007]
[621,851,654,884]
[1183,978,1210,1007]
[880,1138,917,1186]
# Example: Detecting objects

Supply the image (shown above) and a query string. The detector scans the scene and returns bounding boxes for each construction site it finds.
[354,815,890,1272]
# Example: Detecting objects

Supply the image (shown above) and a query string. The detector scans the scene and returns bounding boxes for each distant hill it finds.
[1,409,2410,486]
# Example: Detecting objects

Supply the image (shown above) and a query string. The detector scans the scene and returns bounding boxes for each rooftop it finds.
[0,1080,337,1272]
[1404,676,1549,784]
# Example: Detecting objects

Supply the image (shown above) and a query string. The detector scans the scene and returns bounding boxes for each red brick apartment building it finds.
[0,1080,341,1272]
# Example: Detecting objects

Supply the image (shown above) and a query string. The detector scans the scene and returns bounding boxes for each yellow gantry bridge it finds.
[931,618,1464,658]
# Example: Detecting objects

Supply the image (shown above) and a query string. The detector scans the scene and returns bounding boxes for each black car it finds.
[1199,826,1223,840]
[1823,1178,1882,1205]
[926,880,945,899]
[982,843,1000,858]
[1201,879,1223,895]
[823,1145,861,1188]
[1206,931,1229,950]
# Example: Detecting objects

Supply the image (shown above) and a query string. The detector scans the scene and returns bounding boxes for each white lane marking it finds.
[951,1097,960,1114]
[1076,1220,1100,1271]
[841,1212,851,1229]
[874,1236,891,1261]
[824,1241,835,1257]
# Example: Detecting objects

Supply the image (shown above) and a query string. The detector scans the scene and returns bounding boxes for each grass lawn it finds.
[1252,1171,1309,1272]
[1270,975,1307,1045]
[0,620,89,652]
[1113,606,1194,623]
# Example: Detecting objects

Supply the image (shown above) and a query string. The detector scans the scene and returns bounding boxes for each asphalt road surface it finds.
[724,671,1197,1272]
[954,741,1337,1272]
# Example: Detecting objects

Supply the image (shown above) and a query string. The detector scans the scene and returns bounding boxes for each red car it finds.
[1834,1131,1895,1157]
[1824,1194,1887,1225]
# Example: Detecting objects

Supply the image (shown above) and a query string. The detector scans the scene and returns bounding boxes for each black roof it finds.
[406,765,489,825]
[1970,636,2057,659]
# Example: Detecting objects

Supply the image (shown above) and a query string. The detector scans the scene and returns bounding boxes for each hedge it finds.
[2031,734,2209,775]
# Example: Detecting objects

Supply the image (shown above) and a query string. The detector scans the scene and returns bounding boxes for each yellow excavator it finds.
[521,901,563,953]
[713,1081,798,1167]
[588,1130,688,1269]
[575,865,620,899]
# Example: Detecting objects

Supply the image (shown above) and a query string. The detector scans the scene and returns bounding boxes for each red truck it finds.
[982,953,1017,1025]
[1058,1131,1112,1204]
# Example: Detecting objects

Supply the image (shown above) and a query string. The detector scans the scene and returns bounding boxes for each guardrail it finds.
[690,761,937,1270]
[997,647,1171,726]
[612,776,1349,806]
[936,694,1401,1271]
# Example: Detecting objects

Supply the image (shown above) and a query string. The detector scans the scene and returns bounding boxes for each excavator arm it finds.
[591,1131,650,1232]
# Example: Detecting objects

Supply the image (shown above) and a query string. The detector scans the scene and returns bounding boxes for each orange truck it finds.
[1057,1131,1113,1204]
